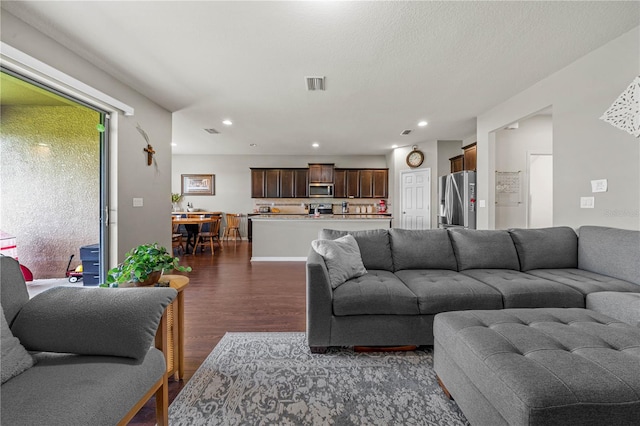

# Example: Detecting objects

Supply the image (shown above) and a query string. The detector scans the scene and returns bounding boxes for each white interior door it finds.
[400,169,431,229]
[527,154,553,228]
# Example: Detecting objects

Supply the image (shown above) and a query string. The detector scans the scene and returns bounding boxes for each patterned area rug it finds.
[169,332,469,425]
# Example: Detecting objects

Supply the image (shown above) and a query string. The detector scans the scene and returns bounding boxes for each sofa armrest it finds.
[306,248,334,347]
[11,287,177,360]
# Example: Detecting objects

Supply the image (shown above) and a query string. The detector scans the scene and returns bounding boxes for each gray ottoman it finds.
[587,291,640,327]
[434,308,640,426]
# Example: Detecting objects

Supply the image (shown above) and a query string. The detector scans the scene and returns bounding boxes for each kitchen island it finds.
[250,214,392,261]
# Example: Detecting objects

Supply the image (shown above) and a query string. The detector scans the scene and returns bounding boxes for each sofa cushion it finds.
[312,234,367,289]
[578,226,640,285]
[389,229,457,271]
[395,270,502,314]
[527,269,640,295]
[319,229,393,271]
[332,270,419,316]
[448,229,520,271]
[1,305,35,384]
[587,292,640,328]
[0,348,166,425]
[508,227,578,271]
[11,287,177,360]
[461,269,584,308]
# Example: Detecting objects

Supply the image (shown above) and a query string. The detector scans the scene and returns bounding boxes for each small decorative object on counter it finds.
[378,199,387,213]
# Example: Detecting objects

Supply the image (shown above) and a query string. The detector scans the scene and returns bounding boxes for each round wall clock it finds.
[406,146,425,168]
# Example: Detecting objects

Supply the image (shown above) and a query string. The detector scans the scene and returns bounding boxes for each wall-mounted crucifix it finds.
[143,144,156,166]
[136,123,156,166]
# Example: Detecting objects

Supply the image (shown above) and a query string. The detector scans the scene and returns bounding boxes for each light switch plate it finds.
[591,179,608,193]
[133,197,144,207]
[580,196,595,209]
[478,200,486,208]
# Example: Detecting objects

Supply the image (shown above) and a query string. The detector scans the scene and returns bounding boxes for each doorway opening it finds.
[494,108,553,229]
[0,68,109,285]
[400,169,431,229]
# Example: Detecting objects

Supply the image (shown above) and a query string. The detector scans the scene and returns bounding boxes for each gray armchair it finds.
[0,255,177,425]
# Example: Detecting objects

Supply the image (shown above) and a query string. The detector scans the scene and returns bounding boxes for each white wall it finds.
[171,154,387,216]
[477,26,640,230]
[437,140,463,177]
[495,115,552,229]
[1,11,175,262]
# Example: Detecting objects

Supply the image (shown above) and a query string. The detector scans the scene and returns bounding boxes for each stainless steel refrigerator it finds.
[438,171,477,229]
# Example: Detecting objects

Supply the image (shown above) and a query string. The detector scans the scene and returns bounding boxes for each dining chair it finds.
[223,213,242,243]
[194,217,221,256]
[171,220,184,255]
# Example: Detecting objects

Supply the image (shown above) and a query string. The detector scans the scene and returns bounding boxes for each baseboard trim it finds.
[250,257,307,262]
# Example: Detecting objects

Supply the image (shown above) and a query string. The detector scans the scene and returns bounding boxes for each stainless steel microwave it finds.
[309,183,334,198]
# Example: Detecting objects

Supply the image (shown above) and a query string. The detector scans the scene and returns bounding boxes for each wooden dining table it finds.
[172,213,222,253]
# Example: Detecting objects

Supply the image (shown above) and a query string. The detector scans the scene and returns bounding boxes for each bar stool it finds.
[224,213,242,243]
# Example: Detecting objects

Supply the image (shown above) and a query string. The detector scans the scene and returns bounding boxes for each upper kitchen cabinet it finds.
[450,154,464,173]
[281,168,309,198]
[334,169,360,198]
[251,168,308,198]
[251,169,266,198]
[463,143,477,171]
[308,163,334,183]
[294,169,309,198]
[359,169,388,198]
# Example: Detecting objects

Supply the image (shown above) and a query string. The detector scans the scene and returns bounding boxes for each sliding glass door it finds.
[0,68,109,284]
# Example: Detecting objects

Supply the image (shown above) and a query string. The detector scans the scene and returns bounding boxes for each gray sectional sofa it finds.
[306,225,640,352]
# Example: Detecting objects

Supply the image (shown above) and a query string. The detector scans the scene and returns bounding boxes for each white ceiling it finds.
[3,1,639,156]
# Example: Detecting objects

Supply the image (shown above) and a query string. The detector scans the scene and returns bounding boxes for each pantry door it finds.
[400,169,431,229]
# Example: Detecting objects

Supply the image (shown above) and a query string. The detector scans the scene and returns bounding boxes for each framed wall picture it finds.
[181,174,215,195]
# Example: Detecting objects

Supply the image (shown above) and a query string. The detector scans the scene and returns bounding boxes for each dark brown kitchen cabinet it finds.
[372,169,388,198]
[280,169,308,198]
[294,169,309,198]
[308,163,334,183]
[251,169,266,198]
[463,142,477,171]
[265,169,280,198]
[280,169,295,198]
[359,170,373,198]
[358,169,388,198]
[450,154,464,173]
[335,169,361,198]
[334,169,347,198]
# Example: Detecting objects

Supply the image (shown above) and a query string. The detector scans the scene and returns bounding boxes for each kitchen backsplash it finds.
[253,198,389,214]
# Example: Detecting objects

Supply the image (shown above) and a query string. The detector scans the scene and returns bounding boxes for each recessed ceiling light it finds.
[37,143,50,147]
[418,121,428,127]
[222,119,233,126]
[391,144,398,149]
[312,142,320,148]
[171,143,177,147]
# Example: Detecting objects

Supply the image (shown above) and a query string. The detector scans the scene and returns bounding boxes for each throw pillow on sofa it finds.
[318,229,393,271]
[1,305,35,384]
[312,234,367,289]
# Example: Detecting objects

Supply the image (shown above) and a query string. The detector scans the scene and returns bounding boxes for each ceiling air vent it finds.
[204,128,220,134]
[401,129,412,135]
[306,76,326,91]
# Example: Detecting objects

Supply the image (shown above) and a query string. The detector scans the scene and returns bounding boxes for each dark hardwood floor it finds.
[130,240,307,424]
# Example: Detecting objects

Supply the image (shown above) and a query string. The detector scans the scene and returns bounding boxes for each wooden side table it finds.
[162,274,189,380]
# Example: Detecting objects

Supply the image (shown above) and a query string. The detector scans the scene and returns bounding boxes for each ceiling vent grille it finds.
[401,129,412,135]
[204,128,220,134]
[306,76,326,91]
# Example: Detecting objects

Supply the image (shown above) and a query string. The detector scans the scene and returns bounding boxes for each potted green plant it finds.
[171,193,183,211]
[101,243,192,287]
